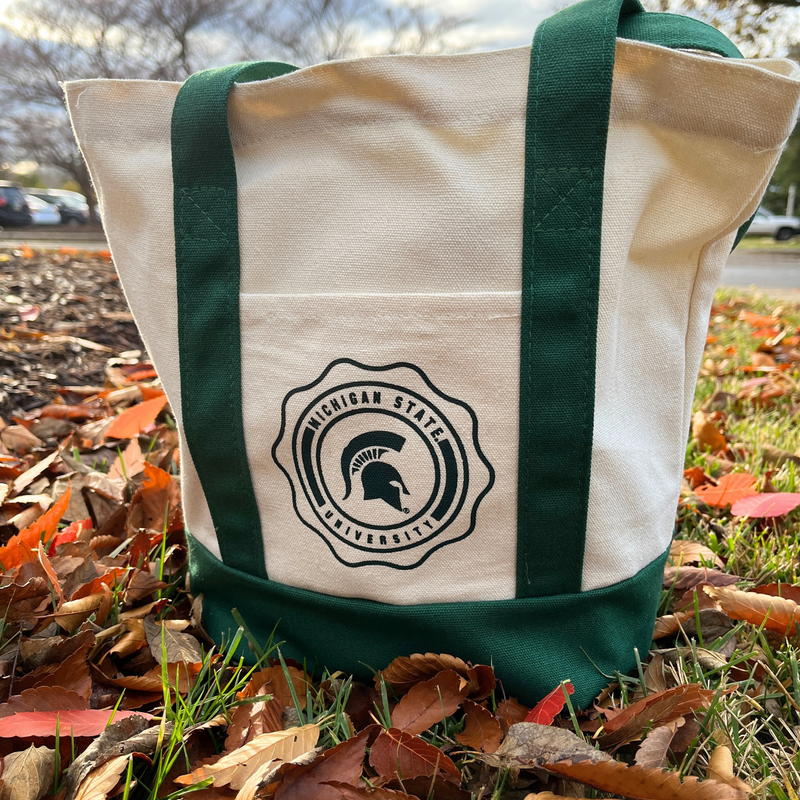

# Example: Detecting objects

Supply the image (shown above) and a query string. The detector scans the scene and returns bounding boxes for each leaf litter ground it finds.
[0,248,799,799]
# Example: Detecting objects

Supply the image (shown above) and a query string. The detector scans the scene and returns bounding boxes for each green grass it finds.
[736,236,800,251]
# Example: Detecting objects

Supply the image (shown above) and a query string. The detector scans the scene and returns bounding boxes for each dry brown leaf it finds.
[496,697,532,734]
[653,610,695,639]
[241,666,310,710]
[482,723,611,769]
[664,567,739,593]
[55,592,106,634]
[544,758,748,800]
[323,784,418,799]
[600,685,714,748]
[378,653,491,698]
[143,615,202,664]
[0,745,55,800]
[74,755,131,800]
[0,686,89,719]
[704,585,800,635]
[454,699,503,753]
[175,724,319,788]
[225,695,285,751]
[706,745,752,794]
[669,541,725,569]
[369,727,461,783]
[391,670,467,735]
[272,728,370,799]
[633,720,683,769]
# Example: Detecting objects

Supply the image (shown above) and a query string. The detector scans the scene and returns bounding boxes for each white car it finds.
[25,194,61,225]
[747,208,800,241]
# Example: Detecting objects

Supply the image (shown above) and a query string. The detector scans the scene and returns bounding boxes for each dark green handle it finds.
[516,0,742,597]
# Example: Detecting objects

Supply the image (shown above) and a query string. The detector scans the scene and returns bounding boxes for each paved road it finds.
[721,250,800,296]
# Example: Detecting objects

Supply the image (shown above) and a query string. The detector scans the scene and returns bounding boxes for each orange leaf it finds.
[391,670,468,735]
[544,758,747,800]
[751,583,800,605]
[0,488,71,570]
[454,699,503,753]
[369,728,460,784]
[692,411,727,453]
[694,473,758,508]
[704,585,800,635]
[105,394,167,440]
[378,653,492,699]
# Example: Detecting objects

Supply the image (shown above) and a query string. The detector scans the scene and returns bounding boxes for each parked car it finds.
[25,188,89,226]
[0,181,32,228]
[25,194,60,226]
[747,208,800,241]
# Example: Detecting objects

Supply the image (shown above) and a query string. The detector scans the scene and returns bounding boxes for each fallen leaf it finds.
[0,686,88,719]
[692,411,727,453]
[225,695,285,751]
[175,724,320,788]
[0,708,153,738]
[704,585,800,635]
[0,745,55,800]
[378,653,490,698]
[454,699,503,753]
[633,720,683,769]
[369,727,461,783]
[730,492,800,518]
[0,488,71,570]
[273,729,370,799]
[544,758,746,800]
[669,540,725,569]
[694,474,758,508]
[143,615,203,664]
[242,666,310,711]
[663,567,739,593]
[706,745,752,794]
[653,610,695,639]
[323,784,417,799]
[751,582,800,605]
[105,394,167,440]
[599,685,714,748]
[496,697,531,733]
[74,755,131,800]
[482,723,611,769]
[391,670,467,735]
[525,682,575,725]
[62,716,156,800]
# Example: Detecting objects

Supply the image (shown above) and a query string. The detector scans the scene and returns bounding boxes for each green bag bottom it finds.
[188,534,667,708]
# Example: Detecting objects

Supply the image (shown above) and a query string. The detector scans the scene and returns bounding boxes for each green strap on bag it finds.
[171,1,742,590]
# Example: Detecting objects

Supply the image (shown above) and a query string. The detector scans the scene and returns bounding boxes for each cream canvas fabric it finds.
[65,39,800,605]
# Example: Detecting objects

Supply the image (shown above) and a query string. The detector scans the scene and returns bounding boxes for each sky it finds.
[424,0,554,50]
[0,0,556,54]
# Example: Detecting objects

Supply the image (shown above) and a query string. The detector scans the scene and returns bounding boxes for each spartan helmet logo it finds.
[341,431,410,513]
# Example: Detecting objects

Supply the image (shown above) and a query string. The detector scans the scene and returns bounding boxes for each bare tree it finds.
[0,0,468,214]
[641,0,798,56]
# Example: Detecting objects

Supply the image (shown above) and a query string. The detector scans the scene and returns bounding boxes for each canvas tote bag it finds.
[65,0,800,705]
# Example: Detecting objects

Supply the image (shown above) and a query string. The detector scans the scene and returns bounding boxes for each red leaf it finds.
[106,395,167,440]
[694,473,758,508]
[730,492,800,518]
[48,518,92,556]
[369,728,461,784]
[524,682,574,725]
[0,708,153,738]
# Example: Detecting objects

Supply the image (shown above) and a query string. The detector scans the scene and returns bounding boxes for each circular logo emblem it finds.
[272,360,494,569]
